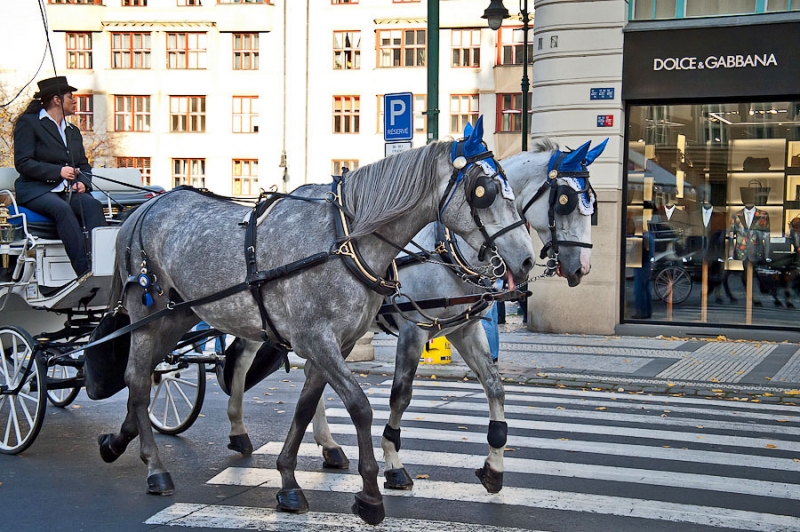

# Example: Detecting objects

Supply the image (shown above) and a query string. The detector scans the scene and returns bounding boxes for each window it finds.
[69,94,94,131]
[496,93,531,132]
[173,158,205,188]
[332,0,357,3]
[167,32,207,69]
[117,157,151,186]
[232,96,258,133]
[122,0,147,5]
[177,0,202,5]
[450,94,478,134]
[232,159,258,196]
[451,29,480,68]
[333,96,359,133]
[332,160,359,175]
[233,33,259,70]
[111,32,151,69]
[333,31,360,70]
[378,29,426,68]
[497,26,533,66]
[170,96,206,132]
[114,95,151,132]
[66,33,92,69]
[48,0,102,4]
[377,94,426,133]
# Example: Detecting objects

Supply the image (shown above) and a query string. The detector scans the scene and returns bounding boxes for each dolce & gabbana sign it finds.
[622,21,799,100]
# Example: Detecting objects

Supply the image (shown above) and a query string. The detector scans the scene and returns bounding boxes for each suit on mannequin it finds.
[651,201,690,256]
[690,203,734,302]
[729,204,770,306]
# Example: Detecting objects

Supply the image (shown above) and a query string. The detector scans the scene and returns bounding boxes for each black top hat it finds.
[33,76,78,100]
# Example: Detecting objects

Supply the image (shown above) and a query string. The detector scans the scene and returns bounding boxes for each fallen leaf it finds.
[776,419,789,423]
[793,458,800,463]
[786,390,800,395]
[766,444,778,449]
[596,407,607,411]
[709,378,720,383]
[264,392,272,396]
[617,388,625,392]
[269,387,277,390]
[505,447,515,452]
[711,389,723,393]
[327,397,334,401]
[415,474,430,479]
[764,393,774,397]
[458,426,468,430]
[282,379,290,382]
[696,425,703,429]
[556,406,565,410]
[277,410,285,414]
[430,375,437,380]
[359,373,368,378]
[558,438,570,441]
[71,405,81,409]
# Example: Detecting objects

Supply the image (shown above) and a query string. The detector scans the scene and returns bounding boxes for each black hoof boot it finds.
[351,493,385,525]
[147,472,175,496]
[276,489,309,513]
[475,462,504,494]
[97,433,123,463]
[384,467,414,490]
[228,434,253,456]
[322,447,350,469]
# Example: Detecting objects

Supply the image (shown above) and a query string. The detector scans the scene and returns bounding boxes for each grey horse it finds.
[96,118,534,525]
[223,138,607,494]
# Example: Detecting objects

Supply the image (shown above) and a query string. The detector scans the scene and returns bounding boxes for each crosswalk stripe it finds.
[254,442,800,501]
[365,387,800,423]
[146,502,540,532]
[398,379,800,413]
[318,423,800,472]
[206,468,800,531]
[325,406,800,451]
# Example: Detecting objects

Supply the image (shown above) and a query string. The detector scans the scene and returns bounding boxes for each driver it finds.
[13,76,106,278]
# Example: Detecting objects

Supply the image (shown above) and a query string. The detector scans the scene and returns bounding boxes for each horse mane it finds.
[531,137,560,154]
[341,141,450,239]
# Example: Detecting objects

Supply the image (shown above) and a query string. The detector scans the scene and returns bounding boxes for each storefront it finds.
[621,18,800,330]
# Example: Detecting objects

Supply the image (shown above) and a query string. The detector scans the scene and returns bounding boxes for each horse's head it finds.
[436,116,534,285]
[507,138,608,287]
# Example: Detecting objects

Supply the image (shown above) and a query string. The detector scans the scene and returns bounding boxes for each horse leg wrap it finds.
[228,434,253,456]
[487,420,508,449]
[382,424,402,451]
[322,447,350,469]
[276,488,309,513]
[475,462,504,494]
[351,493,386,525]
[147,472,175,496]
[97,433,125,463]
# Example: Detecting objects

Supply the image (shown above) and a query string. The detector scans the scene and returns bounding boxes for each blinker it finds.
[553,185,578,215]
[470,175,498,209]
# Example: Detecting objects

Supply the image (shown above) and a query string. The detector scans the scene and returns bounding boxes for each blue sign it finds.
[596,115,614,127]
[384,92,413,142]
[590,87,615,100]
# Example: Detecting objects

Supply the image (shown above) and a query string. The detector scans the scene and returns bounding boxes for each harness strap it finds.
[244,204,285,347]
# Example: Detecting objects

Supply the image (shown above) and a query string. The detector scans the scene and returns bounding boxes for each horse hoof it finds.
[322,447,350,469]
[147,472,175,496]
[351,493,385,525]
[384,468,414,490]
[475,462,504,494]
[97,433,122,463]
[228,434,253,456]
[276,489,309,513]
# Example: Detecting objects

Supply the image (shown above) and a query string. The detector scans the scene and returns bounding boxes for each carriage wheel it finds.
[46,351,81,408]
[0,326,47,455]
[654,266,692,304]
[149,360,206,435]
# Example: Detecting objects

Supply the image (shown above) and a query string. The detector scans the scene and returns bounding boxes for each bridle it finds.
[519,149,595,273]
[438,139,526,265]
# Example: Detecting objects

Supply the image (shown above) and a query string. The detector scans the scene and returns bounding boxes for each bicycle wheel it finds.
[0,326,47,455]
[149,359,206,436]
[654,266,692,304]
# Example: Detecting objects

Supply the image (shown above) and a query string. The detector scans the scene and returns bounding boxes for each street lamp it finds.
[484,0,531,151]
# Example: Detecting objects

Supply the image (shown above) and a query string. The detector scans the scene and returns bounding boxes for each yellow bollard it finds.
[419,336,452,365]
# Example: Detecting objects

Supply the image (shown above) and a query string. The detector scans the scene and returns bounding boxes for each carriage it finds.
[0,168,214,455]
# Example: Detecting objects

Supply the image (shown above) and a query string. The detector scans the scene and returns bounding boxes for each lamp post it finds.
[483,0,530,152]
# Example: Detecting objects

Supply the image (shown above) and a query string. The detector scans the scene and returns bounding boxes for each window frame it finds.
[332,159,359,175]
[114,95,151,132]
[450,29,481,68]
[166,32,207,70]
[232,158,258,196]
[170,95,207,132]
[377,28,426,68]
[233,33,259,70]
[121,0,147,5]
[496,93,531,133]
[69,94,94,131]
[497,25,533,66]
[172,158,206,188]
[333,95,360,134]
[333,30,361,70]
[117,156,152,186]
[111,31,152,69]
[232,95,259,133]
[66,32,93,70]
[449,94,479,134]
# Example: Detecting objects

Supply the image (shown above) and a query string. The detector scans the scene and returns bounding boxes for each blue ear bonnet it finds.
[546,138,608,216]
[451,116,498,174]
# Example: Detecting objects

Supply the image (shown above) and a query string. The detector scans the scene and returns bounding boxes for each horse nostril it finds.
[522,257,534,274]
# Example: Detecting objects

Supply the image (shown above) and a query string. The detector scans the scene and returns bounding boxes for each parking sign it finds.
[384,92,413,142]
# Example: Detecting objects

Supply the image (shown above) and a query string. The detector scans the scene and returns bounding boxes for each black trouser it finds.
[23,191,106,276]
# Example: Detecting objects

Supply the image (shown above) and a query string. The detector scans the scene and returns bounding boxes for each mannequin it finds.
[729,195,771,306]
[690,196,734,303]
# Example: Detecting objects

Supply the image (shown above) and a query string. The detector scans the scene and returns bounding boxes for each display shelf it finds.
[788,141,800,169]
[728,138,786,171]
[726,172,784,206]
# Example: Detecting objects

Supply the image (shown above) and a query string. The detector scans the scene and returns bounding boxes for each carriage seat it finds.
[0,168,61,239]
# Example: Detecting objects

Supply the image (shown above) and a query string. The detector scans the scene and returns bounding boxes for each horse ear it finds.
[464,115,485,153]
[585,138,609,166]
[562,140,591,168]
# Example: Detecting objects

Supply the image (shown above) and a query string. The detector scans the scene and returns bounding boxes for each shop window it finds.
[685,0,756,17]
[623,100,800,329]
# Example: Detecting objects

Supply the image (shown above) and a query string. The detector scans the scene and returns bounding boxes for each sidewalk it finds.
[336,314,800,405]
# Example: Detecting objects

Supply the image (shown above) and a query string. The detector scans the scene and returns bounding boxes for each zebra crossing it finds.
[146,378,800,531]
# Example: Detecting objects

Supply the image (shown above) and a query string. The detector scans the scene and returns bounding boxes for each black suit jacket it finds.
[13,112,93,205]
